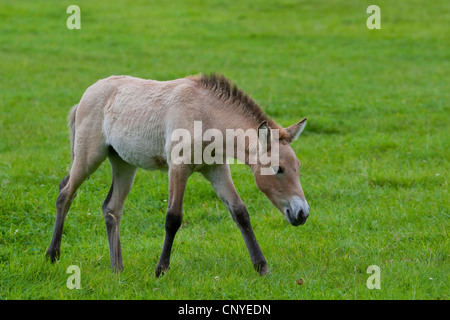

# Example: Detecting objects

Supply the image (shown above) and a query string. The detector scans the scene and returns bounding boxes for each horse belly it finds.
[113,137,168,170]
[104,115,168,170]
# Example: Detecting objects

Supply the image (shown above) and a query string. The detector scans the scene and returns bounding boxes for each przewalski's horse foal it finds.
[46,74,309,276]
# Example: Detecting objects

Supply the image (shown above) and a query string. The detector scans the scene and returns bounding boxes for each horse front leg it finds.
[229,202,269,275]
[202,165,269,276]
[155,164,191,277]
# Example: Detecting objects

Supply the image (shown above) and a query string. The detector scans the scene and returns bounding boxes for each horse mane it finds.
[190,73,283,131]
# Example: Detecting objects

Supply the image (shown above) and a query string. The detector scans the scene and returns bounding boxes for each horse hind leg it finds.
[102,150,137,272]
[59,175,70,193]
[46,138,108,262]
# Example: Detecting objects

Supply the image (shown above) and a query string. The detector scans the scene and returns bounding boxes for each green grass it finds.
[0,0,448,299]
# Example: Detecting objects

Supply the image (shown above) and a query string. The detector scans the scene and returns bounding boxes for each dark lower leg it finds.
[155,209,182,277]
[155,165,190,277]
[46,186,75,261]
[231,204,269,275]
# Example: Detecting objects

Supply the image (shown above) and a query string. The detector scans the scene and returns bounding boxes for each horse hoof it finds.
[155,265,170,277]
[254,262,270,276]
[259,268,271,276]
[45,249,60,263]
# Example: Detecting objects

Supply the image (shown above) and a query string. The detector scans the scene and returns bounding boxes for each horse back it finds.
[77,75,204,170]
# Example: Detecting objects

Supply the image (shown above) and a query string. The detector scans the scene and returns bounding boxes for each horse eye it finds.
[276,166,284,174]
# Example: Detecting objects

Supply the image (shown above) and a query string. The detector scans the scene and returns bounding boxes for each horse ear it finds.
[258,121,271,149]
[285,117,307,143]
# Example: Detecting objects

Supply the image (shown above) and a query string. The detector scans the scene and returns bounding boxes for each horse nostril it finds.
[304,209,309,218]
[298,208,309,220]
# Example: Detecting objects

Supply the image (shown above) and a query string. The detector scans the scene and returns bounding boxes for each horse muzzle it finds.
[284,197,309,226]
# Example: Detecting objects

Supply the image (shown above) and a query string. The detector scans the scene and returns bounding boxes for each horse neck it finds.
[210,111,263,166]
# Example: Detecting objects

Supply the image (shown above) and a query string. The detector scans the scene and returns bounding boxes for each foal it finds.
[46,74,309,276]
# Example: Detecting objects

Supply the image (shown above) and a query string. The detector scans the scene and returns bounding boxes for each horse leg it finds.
[102,151,137,272]
[59,175,70,193]
[46,113,108,262]
[202,164,269,276]
[155,164,191,277]
[46,148,107,262]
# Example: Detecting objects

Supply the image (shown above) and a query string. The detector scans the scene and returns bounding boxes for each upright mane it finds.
[191,73,282,131]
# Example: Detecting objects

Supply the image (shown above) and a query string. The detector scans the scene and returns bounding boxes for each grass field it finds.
[0,0,448,300]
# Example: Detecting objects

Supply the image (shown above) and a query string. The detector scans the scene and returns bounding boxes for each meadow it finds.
[0,0,448,299]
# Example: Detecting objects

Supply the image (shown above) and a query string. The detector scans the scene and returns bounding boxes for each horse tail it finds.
[68,103,78,161]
